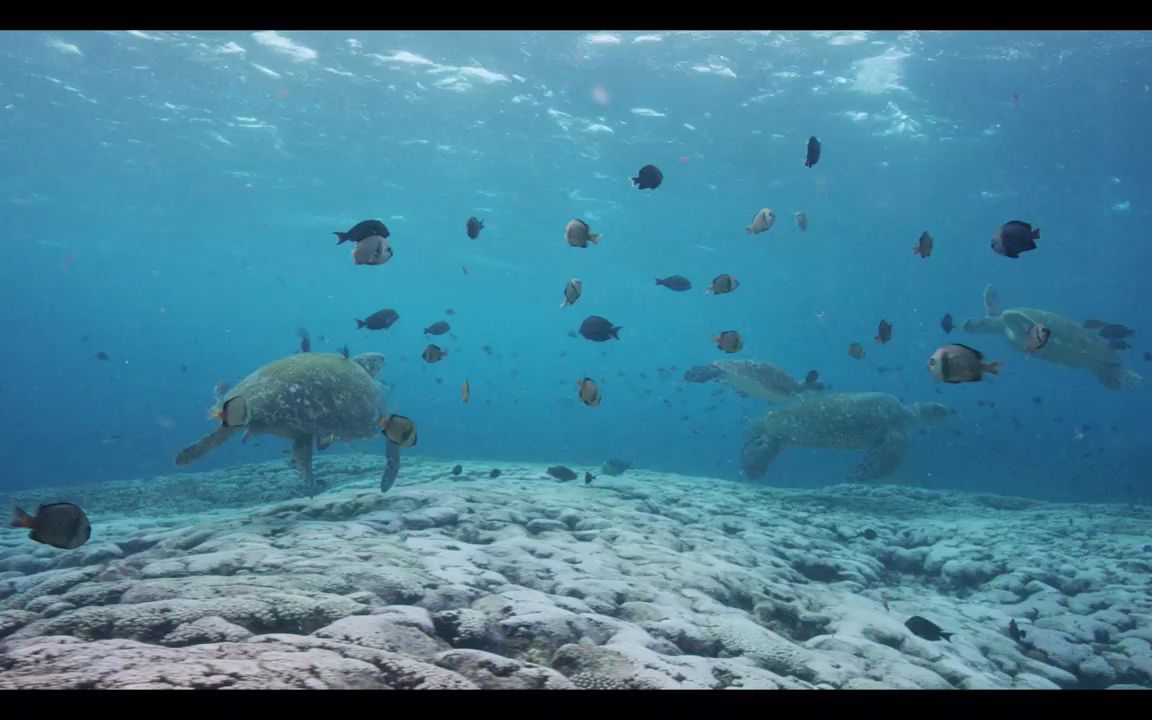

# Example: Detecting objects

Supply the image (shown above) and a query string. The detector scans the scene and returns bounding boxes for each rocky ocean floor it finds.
[1,455,1151,690]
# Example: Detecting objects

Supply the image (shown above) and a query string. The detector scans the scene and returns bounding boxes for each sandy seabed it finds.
[1,455,1150,690]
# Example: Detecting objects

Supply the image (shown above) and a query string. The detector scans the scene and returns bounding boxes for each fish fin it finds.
[10,506,34,529]
[1032,227,1040,239]
[334,231,348,244]
[654,278,662,286]
[983,361,1002,375]
[630,176,639,186]
[610,326,621,339]
[589,233,600,244]
[356,319,366,329]
[941,632,953,642]
[745,226,754,233]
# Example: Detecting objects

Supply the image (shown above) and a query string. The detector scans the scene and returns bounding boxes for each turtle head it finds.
[684,364,723,383]
[352,352,386,378]
[962,315,1005,335]
[909,402,954,423]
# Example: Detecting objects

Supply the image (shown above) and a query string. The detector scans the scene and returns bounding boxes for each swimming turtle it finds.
[741,392,953,482]
[683,359,824,403]
[174,352,402,493]
[963,307,1143,390]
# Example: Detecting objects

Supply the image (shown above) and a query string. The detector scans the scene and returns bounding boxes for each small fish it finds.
[991,220,1040,258]
[713,330,743,354]
[565,219,600,248]
[356,308,399,331]
[351,235,392,265]
[584,472,595,485]
[297,327,311,353]
[805,370,820,385]
[707,274,739,295]
[1008,619,1027,643]
[579,315,621,342]
[577,377,601,406]
[101,434,122,445]
[861,528,878,540]
[422,345,447,363]
[424,321,451,336]
[451,464,463,476]
[746,208,775,234]
[547,465,579,481]
[465,216,485,239]
[1032,396,1043,404]
[214,395,249,427]
[379,414,417,447]
[656,275,692,291]
[794,212,808,231]
[1099,324,1134,340]
[1024,323,1051,353]
[10,503,91,550]
[335,219,389,245]
[941,314,954,334]
[804,135,821,167]
[913,231,933,258]
[95,352,109,361]
[904,615,953,642]
[875,320,893,344]
[460,379,470,403]
[631,164,663,190]
[601,459,632,476]
[928,344,1001,383]
[445,309,456,315]
[488,468,502,478]
[848,343,865,360]
[482,345,494,355]
[1083,319,1106,329]
[340,345,350,360]
[1109,339,1132,350]
[80,335,89,343]
[179,365,187,374]
[561,278,583,307]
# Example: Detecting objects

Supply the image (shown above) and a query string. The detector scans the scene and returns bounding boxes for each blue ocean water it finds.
[2,30,1150,504]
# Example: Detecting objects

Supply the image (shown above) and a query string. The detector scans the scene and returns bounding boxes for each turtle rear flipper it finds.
[290,434,315,489]
[849,429,907,482]
[381,438,401,493]
[175,426,240,466]
[1095,364,1143,390]
[741,434,782,481]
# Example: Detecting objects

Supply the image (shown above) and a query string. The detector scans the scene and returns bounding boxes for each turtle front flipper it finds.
[381,438,401,493]
[741,433,782,481]
[849,429,907,482]
[962,315,1006,335]
[290,434,316,490]
[175,426,240,466]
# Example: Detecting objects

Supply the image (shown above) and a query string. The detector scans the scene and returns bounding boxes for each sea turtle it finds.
[741,392,953,482]
[963,307,1143,390]
[174,352,402,493]
[683,359,824,403]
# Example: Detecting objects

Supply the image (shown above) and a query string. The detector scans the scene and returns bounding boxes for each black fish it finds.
[179,365,188,373]
[804,136,821,168]
[357,309,399,331]
[95,352,109,361]
[941,314,954,334]
[451,464,463,476]
[991,220,1039,258]
[579,315,621,342]
[861,528,877,540]
[875,319,892,344]
[805,370,820,385]
[335,219,389,245]
[1008,619,1027,643]
[1099,324,1134,340]
[340,345,350,359]
[1108,339,1132,350]
[584,472,595,485]
[547,465,578,481]
[488,468,502,478]
[466,217,484,239]
[425,321,451,336]
[905,615,952,642]
[631,164,663,190]
[297,327,311,353]
[11,503,91,550]
[655,275,692,291]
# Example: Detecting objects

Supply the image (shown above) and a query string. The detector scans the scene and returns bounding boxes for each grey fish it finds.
[547,465,578,481]
[424,321,451,336]
[356,308,399,331]
[656,275,692,291]
[565,219,600,248]
[451,464,463,476]
[601,459,633,476]
[11,503,91,550]
[561,278,582,307]
[488,468,502,478]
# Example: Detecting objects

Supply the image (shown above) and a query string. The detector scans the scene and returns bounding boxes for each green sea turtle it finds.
[684,359,824,402]
[174,352,402,493]
[963,306,1143,390]
[741,392,953,482]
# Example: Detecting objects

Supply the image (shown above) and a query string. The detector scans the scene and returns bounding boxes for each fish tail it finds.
[630,176,639,186]
[1032,227,1040,239]
[611,326,621,339]
[983,361,1002,375]
[941,632,953,642]
[10,506,33,529]
[654,278,662,286]
[745,226,754,233]
[589,233,600,244]
[334,231,348,244]
[356,319,366,329]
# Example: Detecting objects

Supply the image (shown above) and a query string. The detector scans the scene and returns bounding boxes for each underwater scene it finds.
[1,29,1151,689]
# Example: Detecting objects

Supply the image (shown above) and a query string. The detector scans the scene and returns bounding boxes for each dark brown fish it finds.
[547,465,579,481]
[804,135,821,168]
[424,321,451,336]
[905,615,952,642]
[465,217,484,239]
[941,314,954,334]
[335,219,389,245]
[488,468,502,478]
[713,330,742,353]
[991,220,1039,258]
[451,464,463,475]
[357,308,399,331]
[1083,319,1106,330]
[579,316,621,342]
[95,352,109,361]
[848,343,865,360]
[804,370,819,385]
[656,275,692,291]
[1099,324,1134,340]
[913,231,933,258]
[11,503,91,550]
[875,320,892,344]
[297,327,311,353]
[422,345,447,363]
